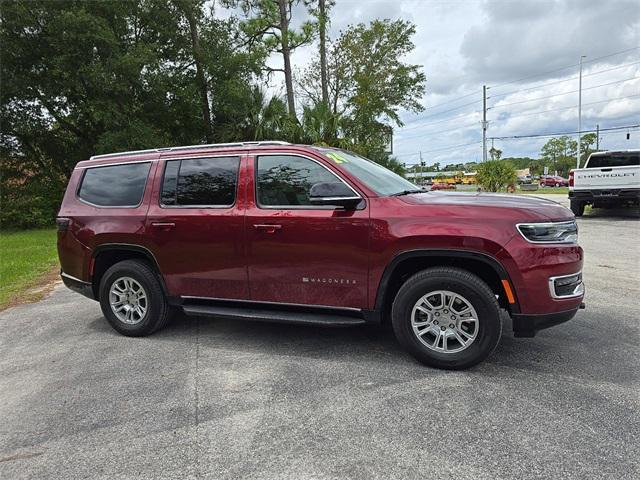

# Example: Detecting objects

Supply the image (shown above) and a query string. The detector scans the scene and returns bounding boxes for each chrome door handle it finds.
[253,224,282,234]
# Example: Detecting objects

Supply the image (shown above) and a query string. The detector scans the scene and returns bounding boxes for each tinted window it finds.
[587,152,640,168]
[257,155,345,207]
[78,163,150,207]
[161,160,180,205]
[161,157,239,206]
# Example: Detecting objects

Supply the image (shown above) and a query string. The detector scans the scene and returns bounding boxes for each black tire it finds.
[391,267,502,369]
[99,259,172,336]
[570,199,585,217]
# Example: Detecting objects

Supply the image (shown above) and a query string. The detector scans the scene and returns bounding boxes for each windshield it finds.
[314,148,419,196]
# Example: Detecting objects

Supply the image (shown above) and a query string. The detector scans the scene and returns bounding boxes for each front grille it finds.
[549,273,584,299]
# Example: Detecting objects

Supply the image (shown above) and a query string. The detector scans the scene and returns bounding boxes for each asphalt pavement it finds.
[1,195,639,479]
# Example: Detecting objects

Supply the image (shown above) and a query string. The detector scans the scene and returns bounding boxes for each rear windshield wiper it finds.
[390,189,426,196]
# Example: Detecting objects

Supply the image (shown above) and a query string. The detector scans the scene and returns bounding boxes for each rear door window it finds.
[78,162,151,207]
[161,156,240,207]
[587,152,640,168]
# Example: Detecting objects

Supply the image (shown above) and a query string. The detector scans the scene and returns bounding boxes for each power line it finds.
[501,94,640,120]
[488,46,639,90]
[488,124,640,141]
[488,77,638,110]
[397,120,479,141]
[422,90,479,110]
[395,140,481,158]
[487,61,640,100]
[400,110,482,131]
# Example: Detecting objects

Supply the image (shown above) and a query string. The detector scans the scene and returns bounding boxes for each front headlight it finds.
[516,220,578,244]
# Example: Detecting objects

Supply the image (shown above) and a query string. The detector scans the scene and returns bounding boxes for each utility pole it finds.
[419,151,423,184]
[577,55,586,168]
[482,85,488,162]
[596,124,600,150]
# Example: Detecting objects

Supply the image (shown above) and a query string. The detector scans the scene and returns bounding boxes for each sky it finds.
[216,0,640,167]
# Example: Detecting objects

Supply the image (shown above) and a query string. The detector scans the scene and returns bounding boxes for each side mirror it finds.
[309,182,361,209]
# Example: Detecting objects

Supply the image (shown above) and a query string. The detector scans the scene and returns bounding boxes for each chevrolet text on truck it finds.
[569,149,640,216]
[57,142,585,369]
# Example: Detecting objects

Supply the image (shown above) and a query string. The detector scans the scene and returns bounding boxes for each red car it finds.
[429,182,456,191]
[540,175,569,187]
[57,142,584,369]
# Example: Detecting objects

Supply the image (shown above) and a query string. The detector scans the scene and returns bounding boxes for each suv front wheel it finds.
[99,259,173,336]
[392,267,502,369]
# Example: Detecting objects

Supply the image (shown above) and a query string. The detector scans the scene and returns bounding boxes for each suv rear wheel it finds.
[99,259,173,336]
[391,267,502,369]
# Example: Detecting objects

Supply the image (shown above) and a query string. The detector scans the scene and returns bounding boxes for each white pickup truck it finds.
[569,149,640,216]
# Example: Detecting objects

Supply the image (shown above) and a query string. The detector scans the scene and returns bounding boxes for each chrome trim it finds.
[181,295,362,312]
[548,272,584,299]
[253,152,364,210]
[89,141,290,161]
[311,196,362,202]
[515,220,578,245]
[76,159,156,169]
[61,272,91,285]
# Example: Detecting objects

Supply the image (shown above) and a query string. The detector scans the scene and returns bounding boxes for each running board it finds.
[182,304,366,327]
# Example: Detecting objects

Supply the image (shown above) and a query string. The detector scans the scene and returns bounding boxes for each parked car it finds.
[57,141,585,369]
[429,182,456,191]
[517,174,532,184]
[569,149,640,216]
[540,175,568,187]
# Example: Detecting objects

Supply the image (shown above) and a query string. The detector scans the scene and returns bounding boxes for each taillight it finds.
[56,217,71,232]
[569,170,574,187]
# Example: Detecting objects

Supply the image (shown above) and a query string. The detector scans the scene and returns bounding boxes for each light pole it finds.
[577,55,586,168]
[482,85,487,162]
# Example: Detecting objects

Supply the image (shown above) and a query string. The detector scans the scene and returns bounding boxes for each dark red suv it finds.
[57,141,585,369]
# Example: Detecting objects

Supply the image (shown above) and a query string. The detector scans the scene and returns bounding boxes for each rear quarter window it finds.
[78,162,151,207]
[586,152,640,168]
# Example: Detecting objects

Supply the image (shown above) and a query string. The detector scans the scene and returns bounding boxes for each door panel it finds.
[146,155,249,299]
[246,153,370,309]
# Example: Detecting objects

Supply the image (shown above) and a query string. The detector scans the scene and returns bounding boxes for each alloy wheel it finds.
[109,276,148,325]
[411,290,479,353]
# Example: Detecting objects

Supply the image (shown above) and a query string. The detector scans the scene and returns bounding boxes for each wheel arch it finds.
[91,244,169,300]
[373,249,520,323]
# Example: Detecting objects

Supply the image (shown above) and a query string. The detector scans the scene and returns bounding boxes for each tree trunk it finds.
[319,0,328,106]
[178,1,213,142]
[278,0,296,116]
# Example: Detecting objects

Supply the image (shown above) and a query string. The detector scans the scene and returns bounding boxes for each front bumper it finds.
[512,304,584,337]
[61,271,95,300]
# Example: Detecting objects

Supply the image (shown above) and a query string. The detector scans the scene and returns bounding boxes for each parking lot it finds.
[1,195,639,480]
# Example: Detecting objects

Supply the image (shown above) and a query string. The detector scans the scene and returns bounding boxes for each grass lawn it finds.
[518,187,569,195]
[0,228,59,309]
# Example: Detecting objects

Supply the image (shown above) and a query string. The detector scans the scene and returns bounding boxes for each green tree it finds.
[489,146,502,161]
[298,19,425,154]
[227,0,315,115]
[0,0,260,228]
[304,0,334,105]
[475,160,517,192]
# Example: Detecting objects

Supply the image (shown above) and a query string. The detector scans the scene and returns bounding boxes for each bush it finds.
[0,157,66,230]
[475,160,517,192]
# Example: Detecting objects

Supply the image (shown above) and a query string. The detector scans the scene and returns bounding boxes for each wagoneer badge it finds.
[302,277,357,285]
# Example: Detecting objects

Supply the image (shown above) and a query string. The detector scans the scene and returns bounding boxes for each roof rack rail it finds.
[89,141,291,161]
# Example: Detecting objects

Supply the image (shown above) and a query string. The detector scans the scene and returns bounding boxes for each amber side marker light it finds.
[501,279,516,304]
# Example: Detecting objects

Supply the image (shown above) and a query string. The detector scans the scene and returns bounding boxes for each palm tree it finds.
[219,86,293,142]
